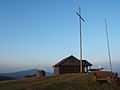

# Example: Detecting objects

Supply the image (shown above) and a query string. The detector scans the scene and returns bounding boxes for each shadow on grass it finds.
[97,78,120,86]
[98,80,108,84]
[117,78,120,85]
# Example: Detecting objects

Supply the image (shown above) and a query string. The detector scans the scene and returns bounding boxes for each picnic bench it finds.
[89,71,118,84]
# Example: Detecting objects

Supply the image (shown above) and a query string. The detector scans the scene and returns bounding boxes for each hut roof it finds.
[53,55,92,67]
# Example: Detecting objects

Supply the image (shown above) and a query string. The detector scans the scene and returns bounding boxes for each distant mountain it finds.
[46,72,53,76]
[0,69,53,79]
[118,72,120,77]
[0,69,39,78]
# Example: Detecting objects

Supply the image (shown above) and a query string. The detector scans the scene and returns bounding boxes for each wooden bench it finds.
[89,71,118,84]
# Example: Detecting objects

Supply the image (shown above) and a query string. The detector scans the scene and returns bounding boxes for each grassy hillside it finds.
[0,73,120,90]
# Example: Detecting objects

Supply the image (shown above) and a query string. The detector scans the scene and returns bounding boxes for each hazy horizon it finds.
[0,60,120,73]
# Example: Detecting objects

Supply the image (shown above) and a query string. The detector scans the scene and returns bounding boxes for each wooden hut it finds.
[53,55,92,75]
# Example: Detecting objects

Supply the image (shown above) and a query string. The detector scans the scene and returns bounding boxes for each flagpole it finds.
[104,18,112,72]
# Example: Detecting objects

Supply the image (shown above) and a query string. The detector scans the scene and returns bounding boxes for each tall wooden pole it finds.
[104,18,112,72]
[79,7,83,73]
[76,7,85,73]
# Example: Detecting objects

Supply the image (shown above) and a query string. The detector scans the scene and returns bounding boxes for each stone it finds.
[36,70,45,77]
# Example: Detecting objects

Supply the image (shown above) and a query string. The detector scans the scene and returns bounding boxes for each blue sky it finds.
[0,0,120,73]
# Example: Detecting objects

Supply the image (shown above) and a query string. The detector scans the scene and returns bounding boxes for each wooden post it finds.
[76,7,85,73]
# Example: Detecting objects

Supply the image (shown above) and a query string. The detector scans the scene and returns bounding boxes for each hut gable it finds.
[53,55,79,67]
[53,55,92,67]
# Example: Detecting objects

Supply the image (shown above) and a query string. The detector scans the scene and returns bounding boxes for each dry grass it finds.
[0,73,120,90]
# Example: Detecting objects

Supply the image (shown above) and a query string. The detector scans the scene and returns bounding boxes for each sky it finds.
[0,0,120,73]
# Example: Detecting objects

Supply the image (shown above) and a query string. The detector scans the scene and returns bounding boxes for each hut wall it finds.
[59,65,80,74]
[54,67,60,75]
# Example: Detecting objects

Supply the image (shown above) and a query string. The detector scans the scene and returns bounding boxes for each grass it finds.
[0,73,120,90]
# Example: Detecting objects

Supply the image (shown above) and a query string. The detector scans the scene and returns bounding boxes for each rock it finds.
[36,70,45,77]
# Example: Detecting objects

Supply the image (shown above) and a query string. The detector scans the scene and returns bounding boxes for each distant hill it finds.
[0,73,120,90]
[0,69,53,79]
[0,76,15,81]
[118,72,120,77]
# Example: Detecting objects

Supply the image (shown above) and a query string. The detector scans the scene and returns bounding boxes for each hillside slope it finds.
[0,73,120,90]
